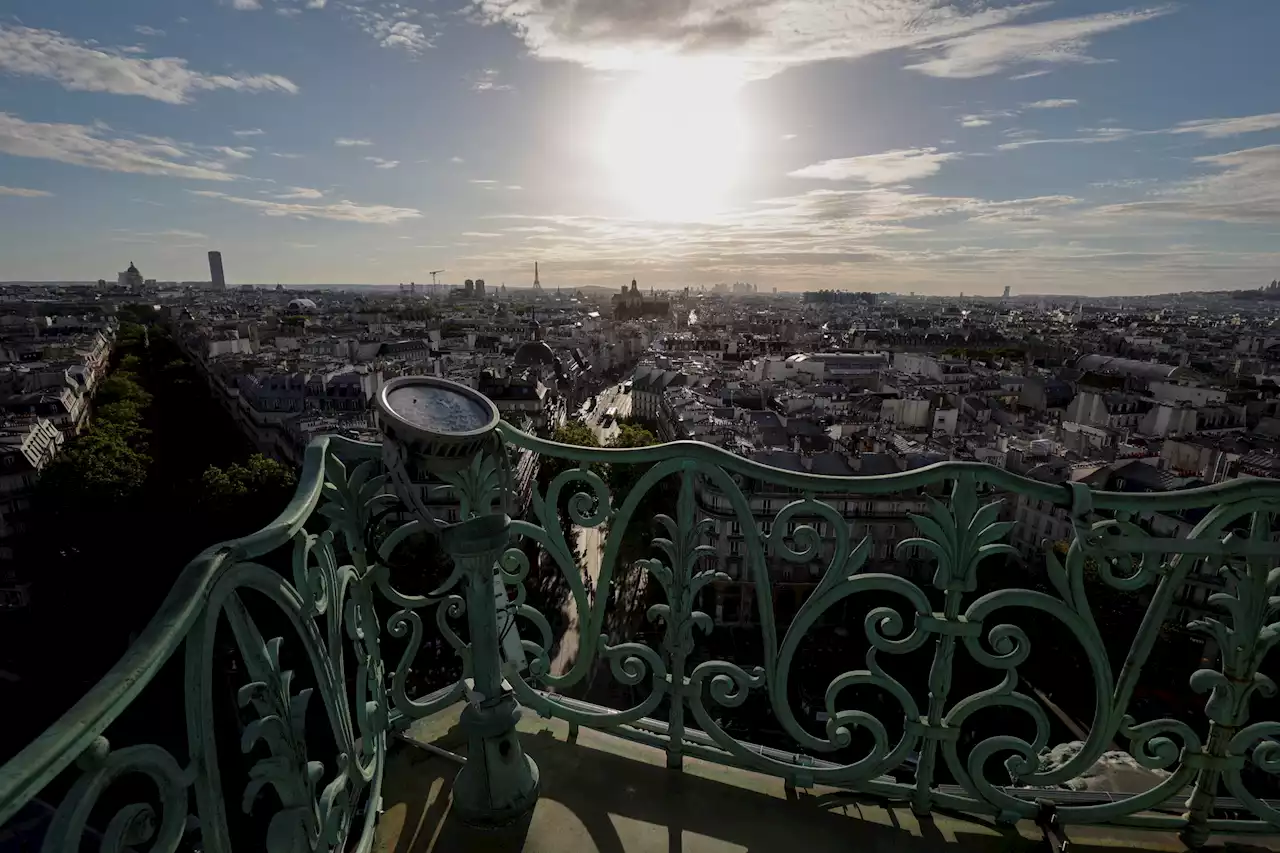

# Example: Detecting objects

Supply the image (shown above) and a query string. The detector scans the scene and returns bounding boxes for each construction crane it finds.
[429,269,445,286]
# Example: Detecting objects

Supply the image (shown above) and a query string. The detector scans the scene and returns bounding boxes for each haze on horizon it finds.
[1,1,1278,295]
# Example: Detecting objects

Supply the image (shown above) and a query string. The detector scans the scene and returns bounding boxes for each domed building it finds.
[513,340,555,368]
[287,298,318,312]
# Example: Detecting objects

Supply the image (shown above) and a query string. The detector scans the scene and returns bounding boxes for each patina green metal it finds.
[2,408,1280,850]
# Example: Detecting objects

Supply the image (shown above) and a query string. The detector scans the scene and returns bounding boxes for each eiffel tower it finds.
[532,262,543,293]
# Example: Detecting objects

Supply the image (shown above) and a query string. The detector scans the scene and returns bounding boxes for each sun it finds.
[594,62,750,220]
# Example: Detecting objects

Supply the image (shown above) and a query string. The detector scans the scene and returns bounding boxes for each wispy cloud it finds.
[506,185,523,191]
[470,179,498,184]
[232,128,265,137]
[230,0,263,10]
[471,0,1036,77]
[789,148,958,184]
[212,146,255,160]
[959,110,1016,128]
[274,186,324,200]
[469,68,512,92]
[335,137,373,146]
[462,231,502,238]
[133,25,165,37]
[1023,98,1078,109]
[906,7,1173,79]
[0,112,242,181]
[996,110,1280,151]
[364,156,399,169]
[0,186,52,198]
[115,228,207,241]
[0,25,297,104]
[1102,145,1280,224]
[189,189,421,224]
[450,156,465,164]
[1170,113,1280,139]
[998,127,1137,150]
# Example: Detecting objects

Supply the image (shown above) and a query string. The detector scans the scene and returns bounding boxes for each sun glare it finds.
[594,62,750,221]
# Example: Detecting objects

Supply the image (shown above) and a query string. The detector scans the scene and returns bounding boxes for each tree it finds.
[95,374,152,409]
[538,420,601,490]
[36,431,150,512]
[94,401,150,443]
[201,455,298,504]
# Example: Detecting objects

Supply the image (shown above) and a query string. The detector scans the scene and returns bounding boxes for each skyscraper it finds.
[208,251,226,290]
[1003,285,1011,299]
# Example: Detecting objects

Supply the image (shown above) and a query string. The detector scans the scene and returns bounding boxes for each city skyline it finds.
[1,1,1279,293]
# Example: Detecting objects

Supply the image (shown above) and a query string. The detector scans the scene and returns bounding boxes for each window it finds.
[730,521,741,537]
[730,540,741,556]
[761,520,772,536]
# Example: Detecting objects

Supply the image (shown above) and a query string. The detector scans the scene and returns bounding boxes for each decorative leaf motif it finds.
[897,475,1017,592]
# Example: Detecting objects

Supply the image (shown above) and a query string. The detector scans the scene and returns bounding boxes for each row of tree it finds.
[2,317,299,758]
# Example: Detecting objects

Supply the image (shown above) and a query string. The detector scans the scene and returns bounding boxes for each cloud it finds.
[115,228,207,240]
[470,179,498,184]
[997,127,1137,150]
[380,21,429,51]
[307,0,327,7]
[506,185,523,191]
[781,133,797,140]
[1170,113,1280,139]
[232,128,265,137]
[0,186,52,197]
[470,68,512,92]
[231,0,263,9]
[364,156,400,169]
[0,112,243,181]
[906,7,1173,79]
[1102,145,1280,224]
[335,138,374,146]
[462,231,502,238]
[995,111,1280,151]
[133,25,165,37]
[0,25,297,104]
[212,145,255,159]
[340,3,435,53]
[788,147,958,183]
[470,0,1038,77]
[450,156,465,163]
[959,110,1016,127]
[274,186,324,199]
[1023,98,1078,109]
[189,190,421,224]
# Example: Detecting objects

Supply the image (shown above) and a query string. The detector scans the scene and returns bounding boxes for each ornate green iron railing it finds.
[2,416,1279,851]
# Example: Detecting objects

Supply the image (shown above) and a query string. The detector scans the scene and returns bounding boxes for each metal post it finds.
[440,513,540,826]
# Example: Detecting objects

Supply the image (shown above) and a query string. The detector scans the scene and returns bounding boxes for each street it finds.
[547,383,633,678]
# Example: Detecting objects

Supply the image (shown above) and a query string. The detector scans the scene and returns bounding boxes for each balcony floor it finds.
[373,705,1270,853]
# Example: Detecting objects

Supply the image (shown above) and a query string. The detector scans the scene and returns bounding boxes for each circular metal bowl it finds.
[375,376,500,471]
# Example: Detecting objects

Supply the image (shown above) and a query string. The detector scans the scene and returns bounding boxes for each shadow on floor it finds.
[376,724,1268,853]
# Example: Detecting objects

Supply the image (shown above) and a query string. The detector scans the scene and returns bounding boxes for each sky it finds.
[1,1,1279,294]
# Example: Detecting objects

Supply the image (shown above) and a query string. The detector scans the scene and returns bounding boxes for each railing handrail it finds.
[0,434,379,827]
[497,421,1280,512]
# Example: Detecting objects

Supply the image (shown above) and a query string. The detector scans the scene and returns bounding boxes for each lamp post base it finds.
[451,692,540,827]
